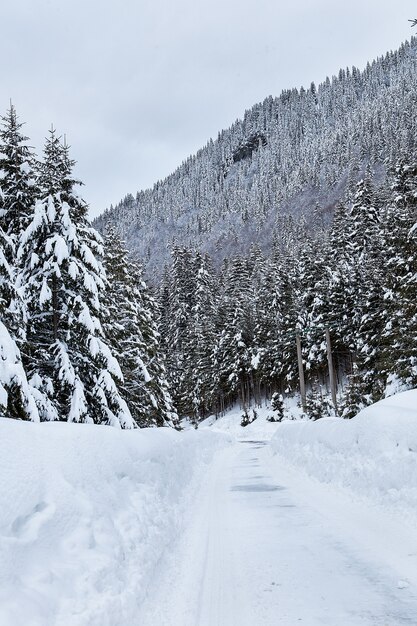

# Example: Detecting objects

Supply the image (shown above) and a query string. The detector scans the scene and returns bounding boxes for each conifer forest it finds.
[1,37,417,429]
[2,7,417,625]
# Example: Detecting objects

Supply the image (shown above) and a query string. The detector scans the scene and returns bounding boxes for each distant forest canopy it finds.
[95,37,417,277]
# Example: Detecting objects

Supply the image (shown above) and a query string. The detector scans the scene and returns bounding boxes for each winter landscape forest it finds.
[1,4,417,626]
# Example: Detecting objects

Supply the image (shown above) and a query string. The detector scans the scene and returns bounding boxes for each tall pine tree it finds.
[103,227,177,427]
[18,130,133,427]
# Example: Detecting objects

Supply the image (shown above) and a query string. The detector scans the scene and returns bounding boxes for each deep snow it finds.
[0,419,228,626]
[270,389,417,525]
[1,390,417,625]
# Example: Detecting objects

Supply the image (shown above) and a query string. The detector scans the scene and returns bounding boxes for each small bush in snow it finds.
[241,407,251,427]
[305,389,331,421]
[270,392,285,421]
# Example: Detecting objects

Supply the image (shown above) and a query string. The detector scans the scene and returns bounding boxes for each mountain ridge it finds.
[94,36,417,275]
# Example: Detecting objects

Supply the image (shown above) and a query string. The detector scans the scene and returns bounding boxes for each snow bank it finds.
[200,396,302,441]
[0,420,229,626]
[270,389,417,521]
[201,406,280,440]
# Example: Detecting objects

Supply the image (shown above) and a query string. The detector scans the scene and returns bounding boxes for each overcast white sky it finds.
[1,0,415,217]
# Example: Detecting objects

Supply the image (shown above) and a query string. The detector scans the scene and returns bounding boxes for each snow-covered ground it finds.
[1,390,417,625]
[270,389,417,525]
[0,419,228,626]
[138,392,417,625]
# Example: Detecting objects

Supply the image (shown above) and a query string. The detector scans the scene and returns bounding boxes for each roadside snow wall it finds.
[0,420,228,626]
[271,389,417,521]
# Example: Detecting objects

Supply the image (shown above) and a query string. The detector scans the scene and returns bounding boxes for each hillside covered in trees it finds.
[95,37,417,275]
[92,37,417,424]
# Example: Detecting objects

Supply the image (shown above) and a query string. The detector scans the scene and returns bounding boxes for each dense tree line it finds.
[0,105,176,427]
[159,163,417,421]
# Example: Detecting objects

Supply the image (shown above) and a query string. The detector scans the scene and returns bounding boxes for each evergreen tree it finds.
[212,257,254,409]
[305,384,331,420]
[0,104,38,254]
[378,161,417,392]
[0,223,39,421]
[241,407,251,427]
[340,366,369,419]
[18,130,133,427]
[103,227,177,427]
[187,251,217,421]
[160,246,195,416]
[270,392,285,421]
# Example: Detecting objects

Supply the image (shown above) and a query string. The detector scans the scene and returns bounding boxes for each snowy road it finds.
[138,438,417,626]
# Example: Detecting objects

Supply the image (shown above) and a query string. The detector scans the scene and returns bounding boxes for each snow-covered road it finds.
[139,438,417,626]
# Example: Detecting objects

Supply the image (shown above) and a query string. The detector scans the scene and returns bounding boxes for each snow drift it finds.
[0,419,228,626]
[270,389,417,522]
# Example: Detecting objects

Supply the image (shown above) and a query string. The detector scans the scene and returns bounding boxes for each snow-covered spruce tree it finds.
[0,223,39,421]
[344,177,386,402]
[138,265,179,427]
[212,257,255,410]
[340,366,369,419]
[103,226,177,427]
[159,246,196,417]
[186,251,217,421]
[270,392,285,421]
[0,104,39,344]
[17,130,134,427]
[0,105,41,421]
[378,161,417,393]
[0,104,38,255]
[305,384,331,420]
[297,235,331,376]
[240,406,251,427]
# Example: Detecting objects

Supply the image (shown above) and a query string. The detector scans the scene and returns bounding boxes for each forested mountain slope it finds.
[95,37,417,274]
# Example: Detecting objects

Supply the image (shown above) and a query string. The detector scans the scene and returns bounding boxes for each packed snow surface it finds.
[0,419,228,626]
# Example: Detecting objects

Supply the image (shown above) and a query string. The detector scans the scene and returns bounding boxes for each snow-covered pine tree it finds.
[212,257,254,409]
[378,161,417,393]
[0,222,39,420]
[159,246,195,416]
[305,384,331,420]
[0,104,38,255]
[186,251,217,421]
[340,365,369,419]
[103,226,177,427]
[344,177,386,402]
[270,392,285,421]
[0,104,39,344]
[18,130,134,427]
[138,263,179,427]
